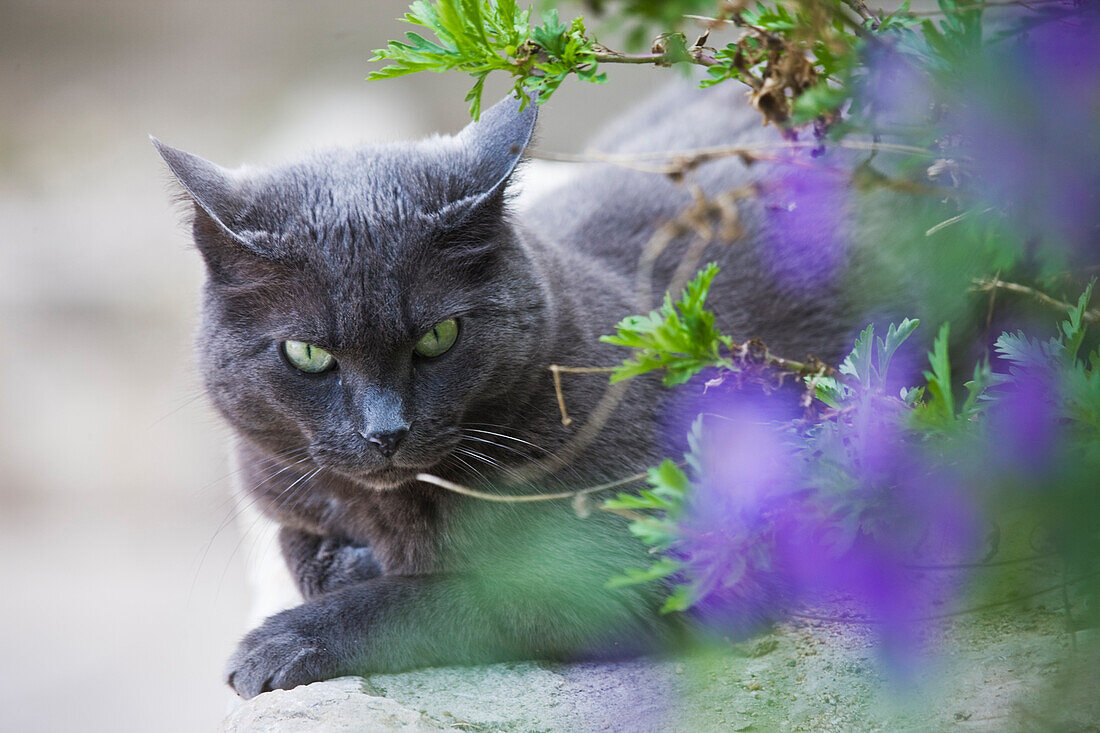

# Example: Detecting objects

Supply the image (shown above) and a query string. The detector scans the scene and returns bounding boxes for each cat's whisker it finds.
[250,467,330,578]
[271,466,326,515]
[461,422,591,487]
[200,447,313,525]
[217,454,314,533]
[192,452,314,595]
[453,446,534,487]
[194,445,311,507]
[461,426,554,455]
[447,452,492,485]
[453,446,504,470]
[460,433,539,462]
[220,466,325,596]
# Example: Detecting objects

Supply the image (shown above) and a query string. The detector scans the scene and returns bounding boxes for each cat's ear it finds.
[152,137,290,282]
[454,92,538,197]
[151,137,283,256]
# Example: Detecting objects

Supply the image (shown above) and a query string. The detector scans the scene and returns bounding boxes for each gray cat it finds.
[155,82,856,698]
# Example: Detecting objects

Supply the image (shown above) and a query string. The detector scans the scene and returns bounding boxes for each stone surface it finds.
[222,677,446,732]
[221,607,1099,732]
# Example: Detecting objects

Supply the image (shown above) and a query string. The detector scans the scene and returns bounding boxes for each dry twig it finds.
[972,276,1100,323]
[415,468,651,504]
[531,139,938,178]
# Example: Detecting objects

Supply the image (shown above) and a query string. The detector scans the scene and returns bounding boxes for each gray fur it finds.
[156,85,858,698]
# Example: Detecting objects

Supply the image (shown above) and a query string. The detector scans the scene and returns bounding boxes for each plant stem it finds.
[840,0,877,24]
[904,0,1070,16]
[591,47,717,68]
[415,468,651,503]
[972,277,1100,323]
[530,139,938,177]
[590,51,665,64]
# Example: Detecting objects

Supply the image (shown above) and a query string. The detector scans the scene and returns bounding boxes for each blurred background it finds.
[0,1,660,730]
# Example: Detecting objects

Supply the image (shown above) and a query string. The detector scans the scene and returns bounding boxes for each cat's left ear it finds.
[454,92,538,198]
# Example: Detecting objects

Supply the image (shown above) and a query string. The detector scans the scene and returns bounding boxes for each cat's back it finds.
[526,82,782,273]
[525,82,857,364]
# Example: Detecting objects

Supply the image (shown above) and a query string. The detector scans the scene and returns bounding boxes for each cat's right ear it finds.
[151,137,286,278]
[454,92,539,197]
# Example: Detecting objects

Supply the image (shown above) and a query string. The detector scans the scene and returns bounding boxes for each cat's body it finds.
[157,82,858,698]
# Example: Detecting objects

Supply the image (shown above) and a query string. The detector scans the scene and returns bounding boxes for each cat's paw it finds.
[281,529,383,601]
[302,540,382,599]
[226,610,343,698]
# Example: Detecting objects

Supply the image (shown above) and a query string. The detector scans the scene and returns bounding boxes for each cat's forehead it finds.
[241,143,488,345]
[263,140,476,229]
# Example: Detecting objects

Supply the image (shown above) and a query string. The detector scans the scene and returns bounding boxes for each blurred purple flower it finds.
[861,45,934,127]
[775,438,980,674]
[953,12,1100,253]
[681,397,981,670]
[759,157,851,292]
[986,372,1060,480]
[677,401,798,634]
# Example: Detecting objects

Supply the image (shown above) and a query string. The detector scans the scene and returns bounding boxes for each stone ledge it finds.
[222,676,446,732]
[222,610,1099,732]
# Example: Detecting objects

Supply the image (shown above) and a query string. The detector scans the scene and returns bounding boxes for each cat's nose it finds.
[363,428,408,458]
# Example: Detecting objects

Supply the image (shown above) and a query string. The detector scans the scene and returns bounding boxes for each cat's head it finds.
[155,95,544,488]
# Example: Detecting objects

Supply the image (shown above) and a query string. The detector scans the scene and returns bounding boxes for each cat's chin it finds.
[348,466,422,491]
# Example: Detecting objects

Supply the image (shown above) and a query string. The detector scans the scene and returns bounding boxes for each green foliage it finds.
[815,317,920,407]
[368,0,1016,131]
[371,0,1100,629]
[840,318,920,389]
[1063,281,1095,364]
[910,321,998,428]
[600,263,734,386]
[993,282,1097,383]
[604,556,681,588]
[369,0,605,117]
[598,271,1099,615]
[919,322,956,424]
[604,432,698,613]
[919,0,985,71]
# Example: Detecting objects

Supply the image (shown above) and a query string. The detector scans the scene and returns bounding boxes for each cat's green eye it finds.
[414,318,459,358]
[282,340,336,373]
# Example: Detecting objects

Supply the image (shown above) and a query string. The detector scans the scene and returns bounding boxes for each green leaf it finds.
[648,459,691,499]
[606,557,682,589]
[901,385,925,406]
[1062,279,1095,364]
[685,415,705,477]
[464,71,489,118]
[368,0,604,116]
[839,324,875,386]
[791,80,851,123]
[660,584,694,613]
[921,322,955,422]
[875,318,920,387]
[961,356,993,417]
[601,263,734,386]
[626,518,678,547]
[812,376,848,408]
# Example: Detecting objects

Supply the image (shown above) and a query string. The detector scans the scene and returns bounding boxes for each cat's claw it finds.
[226,611,343,698]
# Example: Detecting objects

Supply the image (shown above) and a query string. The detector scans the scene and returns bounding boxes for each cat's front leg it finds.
[226,572,670,698]
[226,576,447,698]
[279,527,383,600]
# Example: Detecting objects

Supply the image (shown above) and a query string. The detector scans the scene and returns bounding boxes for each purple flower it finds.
[986,372,1061,480]
[953,12,1100,253]
[680,396,982,672]
[677,402,799,634]
[861,45,934,127]
[758,156,851,292]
